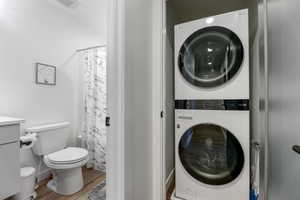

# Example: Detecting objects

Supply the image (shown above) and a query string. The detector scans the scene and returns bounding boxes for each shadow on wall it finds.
[167,0,258,44]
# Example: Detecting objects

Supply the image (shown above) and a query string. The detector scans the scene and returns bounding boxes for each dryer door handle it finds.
[292,145,300,154]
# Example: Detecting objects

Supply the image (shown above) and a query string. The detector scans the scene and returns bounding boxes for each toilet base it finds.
[47,167,84,195]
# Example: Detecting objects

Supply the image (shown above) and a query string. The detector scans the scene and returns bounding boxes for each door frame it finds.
[151,0,270,199]
[107,0,167,199]
[152,0,166,200]
[106,0,125,199]
[258,0,269,199]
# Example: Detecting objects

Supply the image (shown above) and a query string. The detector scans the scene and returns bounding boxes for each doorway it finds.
[152,0,269,199]
[0,0,124,200]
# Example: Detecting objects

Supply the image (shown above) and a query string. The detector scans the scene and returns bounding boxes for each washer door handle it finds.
[292,145,300,154]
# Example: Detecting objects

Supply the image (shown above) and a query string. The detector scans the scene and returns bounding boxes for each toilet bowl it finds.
[26,122,89,195]
[44,147,89,195]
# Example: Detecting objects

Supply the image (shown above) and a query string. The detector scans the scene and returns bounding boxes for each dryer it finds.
[175,100,249,200]
[175,9,249,100]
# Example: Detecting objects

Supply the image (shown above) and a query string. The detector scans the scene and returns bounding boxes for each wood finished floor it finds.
[36,167,105,200]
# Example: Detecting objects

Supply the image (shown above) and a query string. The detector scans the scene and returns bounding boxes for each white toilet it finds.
[26,122,89,195]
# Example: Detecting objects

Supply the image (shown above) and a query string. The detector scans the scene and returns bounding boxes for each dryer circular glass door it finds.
[178,26,244,88]
[178,123,244,185]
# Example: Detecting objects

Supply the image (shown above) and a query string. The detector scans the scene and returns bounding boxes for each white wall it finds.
[0,0,106,178]
[124,0,153,199]
[268,0,300,199]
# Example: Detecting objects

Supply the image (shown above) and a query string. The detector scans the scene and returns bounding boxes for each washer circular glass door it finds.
[178,123,244,185]
[178,26,244,88]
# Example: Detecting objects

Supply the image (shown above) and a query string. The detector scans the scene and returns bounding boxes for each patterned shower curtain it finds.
[80,47,107,172]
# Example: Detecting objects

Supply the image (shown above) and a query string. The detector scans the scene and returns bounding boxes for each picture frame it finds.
[35,63,56,85]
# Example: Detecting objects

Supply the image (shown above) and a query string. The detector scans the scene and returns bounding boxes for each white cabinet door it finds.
[0,142,20,199]
[0,125,19,144]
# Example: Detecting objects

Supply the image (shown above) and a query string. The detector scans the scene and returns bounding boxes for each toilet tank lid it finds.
[26,122,70,133]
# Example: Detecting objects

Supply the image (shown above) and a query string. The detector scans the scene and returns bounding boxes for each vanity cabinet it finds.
[0,142,20,199]
[0,118,24,199]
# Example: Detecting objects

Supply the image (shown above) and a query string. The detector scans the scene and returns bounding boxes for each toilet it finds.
[26,122,89,195]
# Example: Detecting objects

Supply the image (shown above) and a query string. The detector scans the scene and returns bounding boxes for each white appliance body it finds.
[175,109,249,200]
[175,9,249,100]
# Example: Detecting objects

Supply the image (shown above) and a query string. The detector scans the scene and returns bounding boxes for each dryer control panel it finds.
[175,99,249,110]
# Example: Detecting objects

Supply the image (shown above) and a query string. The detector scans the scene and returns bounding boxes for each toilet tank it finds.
[26,122,70,156]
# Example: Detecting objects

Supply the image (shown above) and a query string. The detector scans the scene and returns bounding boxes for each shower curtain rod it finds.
[76,45,106,52]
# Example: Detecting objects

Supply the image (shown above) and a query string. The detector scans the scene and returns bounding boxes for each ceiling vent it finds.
[56,0,80,8]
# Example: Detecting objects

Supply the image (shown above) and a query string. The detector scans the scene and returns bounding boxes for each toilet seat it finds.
[47,147,88,164]
[44,147,89,169]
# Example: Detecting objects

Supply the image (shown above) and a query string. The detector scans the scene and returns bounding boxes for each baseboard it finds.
[165,169,175,191]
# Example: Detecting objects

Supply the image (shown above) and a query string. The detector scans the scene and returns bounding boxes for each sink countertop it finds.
[0,116,25,126]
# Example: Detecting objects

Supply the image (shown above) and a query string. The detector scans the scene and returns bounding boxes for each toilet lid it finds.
[47,147,88,164]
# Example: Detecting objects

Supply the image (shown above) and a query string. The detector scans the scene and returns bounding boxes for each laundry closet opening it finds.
[162,0,267,199]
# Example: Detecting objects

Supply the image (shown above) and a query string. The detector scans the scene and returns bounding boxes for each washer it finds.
[175,100,249,200]
[175,9,249,100]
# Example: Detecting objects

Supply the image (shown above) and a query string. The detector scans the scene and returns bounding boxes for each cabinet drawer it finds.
[0,125,20,144]
[0,142,20,199]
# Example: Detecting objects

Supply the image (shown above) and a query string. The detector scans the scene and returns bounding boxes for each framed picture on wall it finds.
[35,63,56,85]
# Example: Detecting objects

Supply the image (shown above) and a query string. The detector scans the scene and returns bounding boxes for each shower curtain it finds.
[80,47,107,172]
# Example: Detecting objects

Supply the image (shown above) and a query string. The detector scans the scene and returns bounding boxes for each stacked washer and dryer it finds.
[174,9,250,200]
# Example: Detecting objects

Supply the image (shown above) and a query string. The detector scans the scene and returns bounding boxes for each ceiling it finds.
[47,0,108,35]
